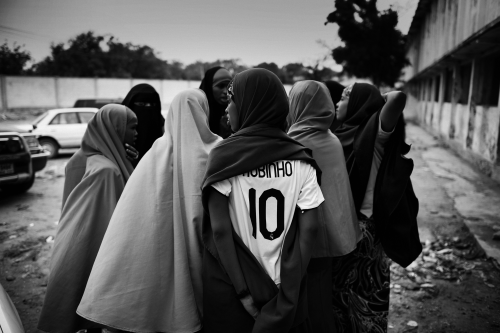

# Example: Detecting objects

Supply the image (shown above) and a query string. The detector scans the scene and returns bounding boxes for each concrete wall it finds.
[0,76,293,113]
[0,76,202,111]
[404,0,500,81]
[405,57,500,181]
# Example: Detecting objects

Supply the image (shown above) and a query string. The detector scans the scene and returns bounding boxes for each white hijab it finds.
[77,89,222,333]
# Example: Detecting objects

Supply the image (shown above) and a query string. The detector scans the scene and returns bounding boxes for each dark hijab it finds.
[201,68,320,332]
[199,66,232,138]
[335,83,421,267]
[334,83,385,208]
[324,81,345,132]
[122,84,164,166]
[201,68,318,189]
[324,81,345,105]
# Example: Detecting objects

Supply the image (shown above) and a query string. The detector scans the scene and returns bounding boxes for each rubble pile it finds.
[390,236,494,292]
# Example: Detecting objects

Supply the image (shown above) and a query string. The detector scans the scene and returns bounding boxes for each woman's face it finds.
[212,69,232,105]
[226,99,240,132]
[336,86,352,123]
[124,117,138,146]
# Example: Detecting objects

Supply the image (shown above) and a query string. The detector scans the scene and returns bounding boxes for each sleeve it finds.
[211,178,232,197]
[378,116,395,138]
[296,162,324,211]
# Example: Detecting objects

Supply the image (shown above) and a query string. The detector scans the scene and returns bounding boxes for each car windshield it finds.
[33,112,48,125]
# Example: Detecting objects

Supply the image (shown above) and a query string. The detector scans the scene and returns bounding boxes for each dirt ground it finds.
[1,125,500,332]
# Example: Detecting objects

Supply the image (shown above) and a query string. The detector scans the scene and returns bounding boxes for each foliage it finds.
[32,31,171,79]
[0,42,32,75]
[17,30,338,82]
[325,0,408,87]
[254,62,286,82]
[184,59,249,80]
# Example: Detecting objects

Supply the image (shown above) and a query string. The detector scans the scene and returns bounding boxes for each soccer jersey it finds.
[212,160,324,284]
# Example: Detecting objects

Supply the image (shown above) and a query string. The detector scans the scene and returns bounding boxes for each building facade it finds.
[404,0,500,180]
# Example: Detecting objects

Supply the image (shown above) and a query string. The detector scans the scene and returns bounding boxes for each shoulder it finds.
[86,155,122,179]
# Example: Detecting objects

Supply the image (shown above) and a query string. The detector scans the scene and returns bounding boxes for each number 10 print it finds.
[249,188,285,241]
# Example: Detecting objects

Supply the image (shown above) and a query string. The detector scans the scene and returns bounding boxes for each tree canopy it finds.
[3,30,339,84]
[0,42,32,75]
[326,0,408,87]
[32,31,173,78]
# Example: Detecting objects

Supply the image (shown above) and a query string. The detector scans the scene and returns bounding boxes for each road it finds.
[0,153,69,332]
[1,125,500,332]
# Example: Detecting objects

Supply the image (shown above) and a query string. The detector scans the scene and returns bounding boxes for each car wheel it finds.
[39,138,59,158]
[1,173,35,194]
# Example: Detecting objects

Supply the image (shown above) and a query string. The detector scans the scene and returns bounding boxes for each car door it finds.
[47,112,81,148]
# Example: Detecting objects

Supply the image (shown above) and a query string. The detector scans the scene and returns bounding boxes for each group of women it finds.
[38,67,421,333]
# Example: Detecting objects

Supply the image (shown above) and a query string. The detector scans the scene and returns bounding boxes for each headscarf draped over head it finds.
[77,89,221,333]
[122,84,164,165]
[334,83,421,267]
[334,83,385,210]
[81,104,135,181]
[38,104,136,333]
[202,68,320,332]
[335,83,385,152]
[324,81,345,105]
[287,81,360,257]
[199,66,232,137]
[324,81,345,132]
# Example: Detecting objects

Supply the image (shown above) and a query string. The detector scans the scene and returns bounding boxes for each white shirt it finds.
[212,160,324,284]
[359,119,394,218]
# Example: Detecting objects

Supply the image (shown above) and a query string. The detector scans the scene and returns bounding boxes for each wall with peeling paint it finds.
[404,0,500,181]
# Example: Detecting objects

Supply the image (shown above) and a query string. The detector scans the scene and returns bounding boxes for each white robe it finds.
[77,89,222,333]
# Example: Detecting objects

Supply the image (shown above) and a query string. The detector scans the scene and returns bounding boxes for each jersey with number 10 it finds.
[212,160,324,284]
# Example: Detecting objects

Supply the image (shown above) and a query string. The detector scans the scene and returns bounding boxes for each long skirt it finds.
[331,216,391,333]
[307,258,335,333]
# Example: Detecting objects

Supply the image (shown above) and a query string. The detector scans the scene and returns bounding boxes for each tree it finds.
[33,31,107,77]
[32,31,173,79]
[0,42,32,75]
[281,63,312,84]
[183,59,249,81]
[325,0,408,87]
[254,62,286,83]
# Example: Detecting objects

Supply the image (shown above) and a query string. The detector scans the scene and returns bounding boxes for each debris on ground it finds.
[46,236,54,243]
[36,164,65,180]
[391,236,492,292]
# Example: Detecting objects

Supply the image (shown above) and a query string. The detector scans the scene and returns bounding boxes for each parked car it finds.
[0,122,50,174]
[73,98,122,108]
[0,131,37,194]
[32,108,98,158]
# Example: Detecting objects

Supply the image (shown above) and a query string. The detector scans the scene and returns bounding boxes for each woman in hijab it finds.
[77,89,222,333]
[61,139,138,208]
[333,83,421,332]
[202,68,324,333]
[287,80,361,333]
[38,104,137,333]
[122,83,164,166]
[324,80,345,132]
[199,66,232,138]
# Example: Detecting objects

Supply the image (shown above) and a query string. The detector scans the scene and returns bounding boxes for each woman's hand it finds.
[240,294,260,320]
[125,143,139,161]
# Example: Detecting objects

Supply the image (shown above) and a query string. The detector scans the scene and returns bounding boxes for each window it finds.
[427,79,433,101]
[458,63,472,104]
[49,112,79,125]
[434,75,441,102]
[474,52,500,107]
[78,112,95,124]
[444,68,453,103]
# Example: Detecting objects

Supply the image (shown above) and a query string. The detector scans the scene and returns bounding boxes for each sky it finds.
[0,0,419,69]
